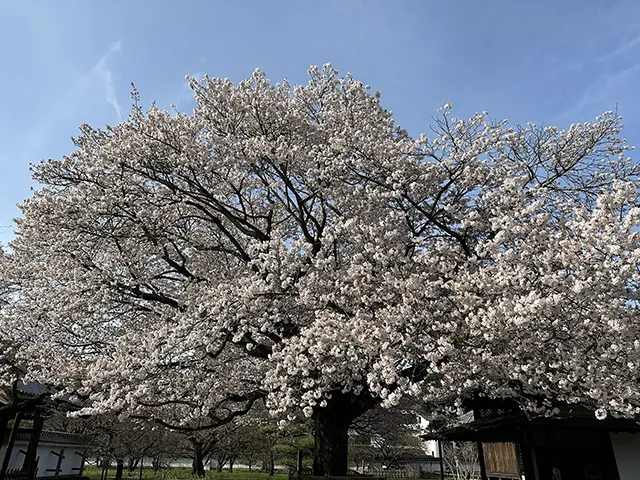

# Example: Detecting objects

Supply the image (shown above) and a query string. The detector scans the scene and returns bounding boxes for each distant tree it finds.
[145,428,184,473]
[238,425,267,471]
[351,405,424,469]
[47,413,183,480]
[348,438,373,473]
[442,442,480,480]
[184,429,219,478]
[272,418,314,472]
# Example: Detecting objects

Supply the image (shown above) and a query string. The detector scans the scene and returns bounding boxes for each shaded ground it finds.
[82,466,449,480]
[82,466,288,480]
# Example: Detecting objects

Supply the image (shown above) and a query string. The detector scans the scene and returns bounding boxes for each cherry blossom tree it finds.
[5,64,640,475]
[0,249,22,441]
[0,249,18,388]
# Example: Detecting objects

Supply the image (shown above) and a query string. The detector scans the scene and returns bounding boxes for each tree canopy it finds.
[3,64,640,474]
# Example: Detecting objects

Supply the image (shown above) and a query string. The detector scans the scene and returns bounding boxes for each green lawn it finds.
[82,466,447,480]
[82,466,288,480]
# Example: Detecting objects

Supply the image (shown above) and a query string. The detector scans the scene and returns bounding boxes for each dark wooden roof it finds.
[13,429,90,446]
[422,399,640,442]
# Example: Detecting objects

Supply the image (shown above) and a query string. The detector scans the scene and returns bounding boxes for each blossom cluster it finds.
[2,65,640,426]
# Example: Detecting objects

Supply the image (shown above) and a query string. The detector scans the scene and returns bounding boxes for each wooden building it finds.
[423,398,640,480]
[1,381,89,479]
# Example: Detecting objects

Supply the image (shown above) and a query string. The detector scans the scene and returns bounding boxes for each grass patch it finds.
[82,466,288,480]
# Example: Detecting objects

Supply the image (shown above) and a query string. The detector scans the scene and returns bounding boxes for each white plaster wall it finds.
[417,415,439,457]
[423,439,439,457]
[0,439,29,471]
[610,432,640,480]
[36,443,86,477]
[0,440,85,476]
[37,444,61,477]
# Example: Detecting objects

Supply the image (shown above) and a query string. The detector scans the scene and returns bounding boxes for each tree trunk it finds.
[192,450,205,478]
[312,405,349,476]
[312,390,377,476]
[114,458,124,480]
[268,452,275,476]
[128,457,139,472]
[228,457,235,472]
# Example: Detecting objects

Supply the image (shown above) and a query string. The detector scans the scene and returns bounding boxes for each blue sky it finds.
[1,0,640,244]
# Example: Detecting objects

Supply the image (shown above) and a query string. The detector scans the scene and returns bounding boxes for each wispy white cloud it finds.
[552,29,640,77]
[104,70,122,119]
[91,40,123,119]
[553,27,640,121]
[16,40,124,159]
[555,63,640,121]
[596,31,640,63]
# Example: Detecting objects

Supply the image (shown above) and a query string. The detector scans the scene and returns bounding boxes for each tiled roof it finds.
[0,381,53,406]
[12,430,90,446]
[1,381,84,409]
[16,380,52,396]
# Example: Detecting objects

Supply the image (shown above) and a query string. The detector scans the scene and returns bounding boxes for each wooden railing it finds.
[290,470,423,480]
[5,468,30,480]
[370,469,421,478]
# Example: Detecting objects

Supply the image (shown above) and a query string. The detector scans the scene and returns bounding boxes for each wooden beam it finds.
[601,431,621,480]
[0,407,18,450]
[0,410,23,479]
[437,441,445,480]
[56,449,65,478]
[515,442,525,479]
[46,448,65,479]
[297,449,303,475]
[23,408,44,479]
[477,442,489,480]
[75,450,86,477]
[527,443,540,480]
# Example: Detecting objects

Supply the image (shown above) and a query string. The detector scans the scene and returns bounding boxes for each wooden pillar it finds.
[517,441,540,480]
[53,448,65,479]
[437,441,445,480]
[477,441,489,480]
[520,428,541,480]
[23,409,44,479]
[515,442,526,479]
[601,431,621,480]
[74,451,86,478]
[296,449,303,475]
[0,410,11,446]
[0,410,23,479]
